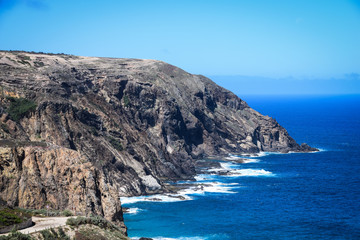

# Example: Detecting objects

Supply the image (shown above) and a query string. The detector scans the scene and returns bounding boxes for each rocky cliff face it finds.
[0,51,316,225]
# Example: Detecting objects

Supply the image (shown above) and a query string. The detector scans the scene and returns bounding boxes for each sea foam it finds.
[131,234,230,240]
[121,181,239,205]
[228,168,274,177]
[178,182,240,195]
[132,237,206,240]
[121,194,193,205]
[224,153,261,163]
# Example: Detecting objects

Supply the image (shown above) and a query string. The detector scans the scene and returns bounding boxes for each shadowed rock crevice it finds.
[0,51,318,228]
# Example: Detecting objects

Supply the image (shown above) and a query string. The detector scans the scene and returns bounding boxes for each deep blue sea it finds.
[122,95,360,240]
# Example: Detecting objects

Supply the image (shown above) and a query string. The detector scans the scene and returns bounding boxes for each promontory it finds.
[0,51,317,233]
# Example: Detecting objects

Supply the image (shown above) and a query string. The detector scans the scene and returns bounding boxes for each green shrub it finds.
[40,229,54,239]
[31,209,47,216]
[123,95,129,106]
[0,229,32,240]
[0,209,22,227]
[62,210,73,217]
[57,227,68,239]
[0,208,32,228]
[66,216,86,227]
[7,97,37,121]
[34,61,44,67]
[75,229,107,240]
[19,208,63,217]
[108,137,123,151]
[17,60,31,66]
[18,55,31,61]
[0,123,10,133]
[39,228,70,240]
[66,216,120,231]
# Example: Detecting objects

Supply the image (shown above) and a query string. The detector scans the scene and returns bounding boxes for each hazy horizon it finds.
[209,74,360,95]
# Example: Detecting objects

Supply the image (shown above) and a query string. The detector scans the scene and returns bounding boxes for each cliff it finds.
[0,51,317,226]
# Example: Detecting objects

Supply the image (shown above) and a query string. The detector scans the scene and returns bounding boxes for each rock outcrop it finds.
[0,51,317,226]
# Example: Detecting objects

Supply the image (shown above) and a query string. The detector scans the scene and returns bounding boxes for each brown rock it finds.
[0,51,317,230]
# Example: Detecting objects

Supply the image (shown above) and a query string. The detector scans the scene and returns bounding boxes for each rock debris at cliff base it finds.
[0,51,318,226]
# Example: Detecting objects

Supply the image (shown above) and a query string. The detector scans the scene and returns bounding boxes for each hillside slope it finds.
[0,51,316,227]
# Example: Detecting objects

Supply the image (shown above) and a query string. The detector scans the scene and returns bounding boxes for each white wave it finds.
[224,154,261,163]
[209,162,236,172]
[241,152,272,157]
[194,175,206,181]
[200,182,239,194]
[256,151,270,157]
[236,148,324,159]
[224,154,243,160]
[121,181,239,205]
[228,168,274,177]
[124,207,142,215]
[151,237,205,240]
[241,151,286,158]
[121,160,271,206]
[286,148,325,154]
[220,162,235,169]
[132,237,206,240]
[242,158,260,163]
[194,174,216,181]
[131,233,230,240]
[178,182,239,195]
[200,160,275,179]
[121,194,193,205]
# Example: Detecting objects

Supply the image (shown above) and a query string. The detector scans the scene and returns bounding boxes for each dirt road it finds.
[10,216,71,235]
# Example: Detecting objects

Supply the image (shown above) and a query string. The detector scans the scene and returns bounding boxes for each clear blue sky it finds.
[1,0,359,94]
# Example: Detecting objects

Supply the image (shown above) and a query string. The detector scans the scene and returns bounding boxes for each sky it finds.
[0,0,359,95]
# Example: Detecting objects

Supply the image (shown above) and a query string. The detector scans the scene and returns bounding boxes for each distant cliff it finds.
[0,51,317,226]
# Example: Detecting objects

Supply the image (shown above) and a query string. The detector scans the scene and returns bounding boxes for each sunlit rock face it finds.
[0,51,317,225]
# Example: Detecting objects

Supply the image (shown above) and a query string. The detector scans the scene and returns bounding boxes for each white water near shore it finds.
[131,237,205,240]
[121,154,275,206]
[131,234,230,240]
[126,208,143,214]
[123,96,354,240]
[207,161,274,177]
[121,181,240,205]
[238,149,324,158]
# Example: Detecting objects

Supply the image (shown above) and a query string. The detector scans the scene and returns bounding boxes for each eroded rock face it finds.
[0,51,317,225]
[0,145,126,231]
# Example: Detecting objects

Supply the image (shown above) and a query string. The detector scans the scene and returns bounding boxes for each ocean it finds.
[122,95,360,240]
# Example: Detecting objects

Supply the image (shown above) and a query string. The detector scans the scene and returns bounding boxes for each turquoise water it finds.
[122,95,360,240]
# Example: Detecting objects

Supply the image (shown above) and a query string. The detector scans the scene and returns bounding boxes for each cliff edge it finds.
[0,51,317,227]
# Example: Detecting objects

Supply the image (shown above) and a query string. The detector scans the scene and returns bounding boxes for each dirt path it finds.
[11,216,71,235]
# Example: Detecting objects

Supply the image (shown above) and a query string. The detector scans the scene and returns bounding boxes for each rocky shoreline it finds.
[0,51,317,232]
[123,149,321,207]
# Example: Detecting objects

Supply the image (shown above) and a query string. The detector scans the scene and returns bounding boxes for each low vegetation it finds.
[66,216,119,231]
[108,137,123,151]
[72,225,128,240]
[123,95,130,106]
[19,208,73,217]
[66,216,128,240]
[0,216,128,240]
[0,210,22,227]
[6,97,37,121]
[33,61,44,68]
[0,123,9,133]
[39,228,70,240]
[0,208,31,228]
[0,227,70,240]
[0,229,32,240]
